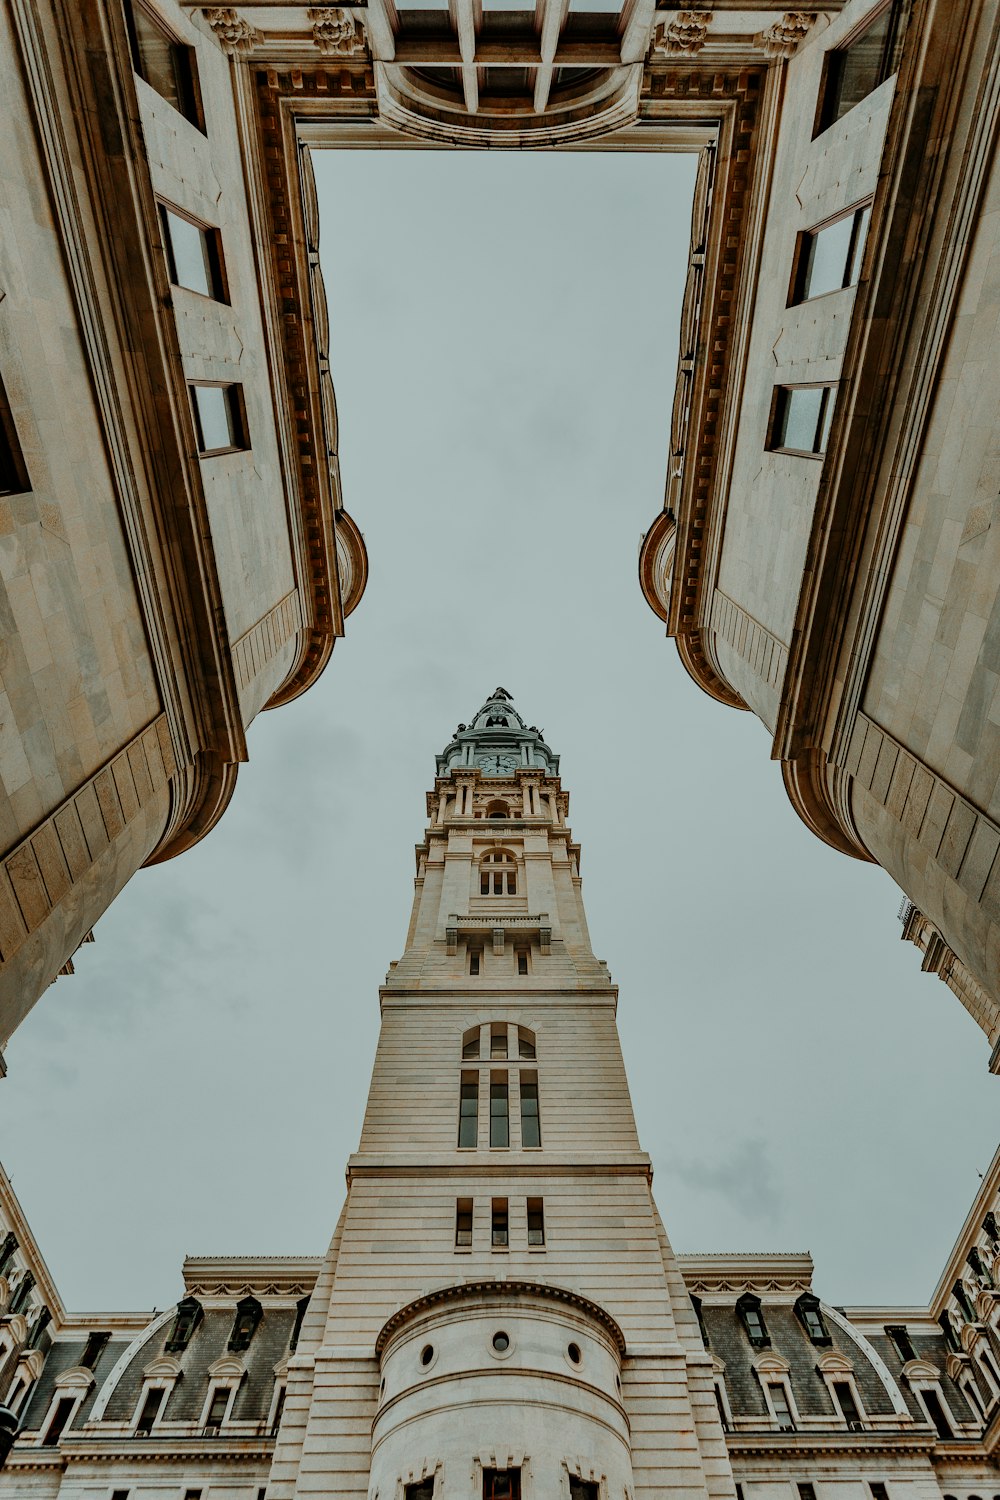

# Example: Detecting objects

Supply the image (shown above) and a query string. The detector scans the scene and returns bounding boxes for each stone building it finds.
[0,0,368,1047]
[637,0,1000,1057]
[3,0,995,1051]
[0,692,998,1499]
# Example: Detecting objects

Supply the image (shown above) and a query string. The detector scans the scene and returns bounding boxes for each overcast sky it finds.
[1,150,996,1316]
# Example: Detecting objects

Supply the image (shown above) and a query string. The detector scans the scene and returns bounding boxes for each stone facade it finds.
[0,696,998,1499]
[638,0,1000,1055]
[0,0,367,1049]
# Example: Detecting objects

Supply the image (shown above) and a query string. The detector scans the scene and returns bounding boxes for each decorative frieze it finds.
[755,12,814,59]
[205,7,263,57]
[231,590,303,694]
[710,589,789,692]
[650,11,711,57]
[308,7,368,57]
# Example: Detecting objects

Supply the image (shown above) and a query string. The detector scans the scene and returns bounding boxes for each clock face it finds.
[475,753,520,775]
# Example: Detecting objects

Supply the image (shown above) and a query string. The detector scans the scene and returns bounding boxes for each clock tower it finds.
[266,690,734,1499]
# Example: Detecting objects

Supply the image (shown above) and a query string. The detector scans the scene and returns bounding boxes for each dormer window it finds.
[289,1295,310,1353]
[480,851,516,895]
[795,1293,831,1344]
[968,1248,994,1287]
[228,1296,262,1352]
[165,1297,203,1352]
[8,1271,34,1315]
[953,1279,977,1324]
[0,1232,16,1276]
[737,1293,769,1348]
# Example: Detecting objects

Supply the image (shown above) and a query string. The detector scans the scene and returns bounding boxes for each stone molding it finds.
[233,591,303,698]
[754,12,814,59]
[781,747,871,862]
[205,8,263,57]
[374,1279,626,1357]
[678,1252,813,1296]
[848,715,1000,917]
[183,1256,322,1296]
[0,717,173,972]
[900,903,1000,1064]
[308,8,368,57]
[710,589,789,697]
[650,12,711,57]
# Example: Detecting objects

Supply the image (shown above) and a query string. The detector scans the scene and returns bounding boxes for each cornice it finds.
[677,1252,814,1295]
[375,1277,626,1357]
[726,1430,937,1458]
[0,1160,63,1324]
[182,1256,323,1296]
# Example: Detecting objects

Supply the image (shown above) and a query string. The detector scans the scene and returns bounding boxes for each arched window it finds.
[480,851,516,896]
[485,800,510,819]
[462,1026,481,1059]
[517,1026,536,1059]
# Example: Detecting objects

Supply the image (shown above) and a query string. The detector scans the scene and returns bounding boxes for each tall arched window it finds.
[480,851,516,896]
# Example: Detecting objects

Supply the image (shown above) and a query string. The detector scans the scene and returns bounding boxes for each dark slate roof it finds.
[868,1328,978,1423]
[702,1301,897,1421]
[20,1336,130,1431]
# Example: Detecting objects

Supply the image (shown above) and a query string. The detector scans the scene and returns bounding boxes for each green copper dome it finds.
[437,688,559,777]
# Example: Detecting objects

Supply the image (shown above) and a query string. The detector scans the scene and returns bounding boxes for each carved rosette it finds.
[205,7,263,57]
[755,11,814,59]
[650,11,711,57]
[308,7,368,56]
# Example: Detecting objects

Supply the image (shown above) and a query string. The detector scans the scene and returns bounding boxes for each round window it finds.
[420,1344,434,1366]
[567,1341,582,1365]
[492,1331,510,1353]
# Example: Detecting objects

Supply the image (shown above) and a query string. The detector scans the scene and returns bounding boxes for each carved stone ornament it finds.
[308,7,367,56]
[651,11,712,57]
[755,11,814,59]
[205,7,263,56]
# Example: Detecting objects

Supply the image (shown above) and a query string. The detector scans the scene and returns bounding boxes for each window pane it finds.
[129,4,198,120]
[163,208,213,297]
[490,1078,509,1147]
[802,214,855,299]
[770,1383,794,1428]
[821,7,899,128]
[193,386,234,452]
[520,1079,540,1148]
[846,203,872,285]
[491,1026,507,1058]
[518,1029,535,1059]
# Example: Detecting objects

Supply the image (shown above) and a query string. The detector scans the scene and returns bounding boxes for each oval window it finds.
[420,1344,434,1366]
[492,1331,510,1353]
[567,1342,582,1364]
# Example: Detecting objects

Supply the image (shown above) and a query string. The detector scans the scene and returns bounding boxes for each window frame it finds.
[125,0,205,130]
[519,1070,541,1149]
[158,202,228,302]
[737,1293,770,1349]
[813,0,905,137]
[455,1197,474,1249]
[526,1197,545,1248]
[0,380,30,498]
[489,1071,510,1149]
[768,383,836,458]
[458,1070,480,1149]
[788,200,873,305]
[491,1197,509,1250]
[765,1377,797,1431]
[189,382,249,457]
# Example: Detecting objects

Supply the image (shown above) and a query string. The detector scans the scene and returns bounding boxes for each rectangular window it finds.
[770,1383,795,1430]
[791,203,872,302]
[816,3,904,134]
[455,1197,473,1247]
[125,2,203,126]
[770,385,835,456]
[491,1198,508,1248]
[516,949,528,975]
[111,1491,131,1500]
[0,380,30,497]
[483,1467,520,1498]
[796,1486,815,1500]
[469,948,481,976]
[490,1073,509,1147]
[527,1198,545,1246]
[184,1491,203,1500]
[458,1072,479,1148]
[885,1325,915,1363]
[490,1024,508,1059]
[833,1380,863,1429]
[405,1483,435,1500]
[190,383,248,455]
[269,1386,285,1433]
[160,205,227,301]
[135,1386,165,1434]
[920,1387,953,1439]
[569,1481,599,1500]
[206,1385,230,1427]
[81,1331,110,1369]
[42,1396,76,1446]
[869,1485,889,1500]
[519,1073,540,1148]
